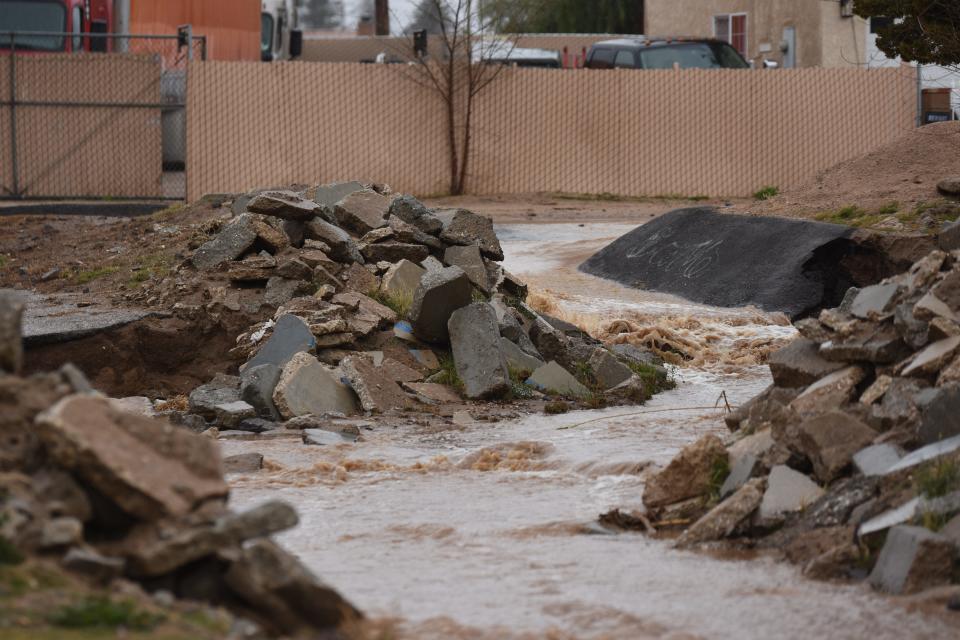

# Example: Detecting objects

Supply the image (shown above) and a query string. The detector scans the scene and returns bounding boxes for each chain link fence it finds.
[1,32,204,201]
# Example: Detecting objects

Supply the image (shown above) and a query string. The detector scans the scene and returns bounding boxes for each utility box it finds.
[922,88,955,125]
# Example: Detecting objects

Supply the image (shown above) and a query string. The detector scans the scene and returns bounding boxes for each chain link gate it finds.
[1,32,204,201]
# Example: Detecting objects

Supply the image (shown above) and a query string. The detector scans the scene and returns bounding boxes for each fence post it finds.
[7,33,20,198]
[916,63,923,127]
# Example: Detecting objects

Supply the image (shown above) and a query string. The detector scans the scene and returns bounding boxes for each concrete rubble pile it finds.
[643,248,960,600]
[170,181,663,442]
[0,291,359,638]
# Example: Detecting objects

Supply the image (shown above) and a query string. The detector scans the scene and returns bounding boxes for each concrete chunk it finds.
[340,355,413,412]
[794,411,877,483]
[499,337,544,375]
[758,465,823,521]
[245,314,316,371]
[247,190,321,221]
[444,245,490,293]
[410,266,473,343]
[916,385,960,445]
[192,214,257,270]
[240,364,282,421]
[448,303,511,400]
[869,525,955,594]
[0,291,24,374]
[767,338,844,388]
[304,218,364,264]
[437,209,504,260]
[273,352,359,418]
[677,478,766,548]
[853,444,903,476]
[588,348,633,390]
[381,259,425,297]
[849,283,900,319]
[334,189,390,235]
[526,361,589,399]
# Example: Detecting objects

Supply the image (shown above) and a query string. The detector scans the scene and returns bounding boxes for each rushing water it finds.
[224,222,956,638]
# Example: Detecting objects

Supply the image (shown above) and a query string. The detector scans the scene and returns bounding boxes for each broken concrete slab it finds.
[437,209,504,261]
[410,266,473,343]
[0,291,24,374]
[444,245,490,293]
[311,181,365,209]
[340,355,413,413]
[188,374,240,418]
[389,195,443,235]
[224,452,264,474]
[914,291,958,323]
[448,303,511,400]
[273,352,359,419]
[677,478,766,548]
[758,465,824,522]
[304,218,364,264]
[916,385,960,445]
[339,263,379,295]
[302,429,357,446]
[264,277,312,308]
[588,348,633,390]
[381,259,425,298]
[247,190,321,221]
[361,241,429,264]
[818,323,908,364]
[789,366,866,416]
[244,314,316,371]
[62,547,125,584]
[849,283,901,320]
[334,189,390,235]
[794,411,878,483]
[643,434,727,509]
[853,444,903,476]
[498,337,544,375]
[192,214,258,270]
[767,338,845,388]
[886,434,960,474]
[240,363,282,421]
[36,395,228,520]
[902,335,960,377]
[526,361,589,399]
[720,453,758,499]
[940,221,960,252]
[213,400,256,429]
[404,382,462,404]
[869,525,956,594]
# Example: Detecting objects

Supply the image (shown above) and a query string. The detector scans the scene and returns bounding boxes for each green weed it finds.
[706,455,731,503]
[370,288,414,320]
[0,254,8,269]
[626,361,676,396]
[878,201,900,215]
[69,266,119,285]
[433,353,464,393]
[915,458,960,499]
[49,596,162,631]
[753,186,779,201]
[544,401,570,415]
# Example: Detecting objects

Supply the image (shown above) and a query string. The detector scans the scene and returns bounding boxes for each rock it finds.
[448,303,511,400]
[387,216,444,250]
[299,249,339,272]
[720,453,758,499]
[213,401,256,429]
[793,411,878,483]
[192,214,258,270]
[860,375,893,405]
[727,430,775,469]
[677,478,766,548]
[498,337,544,375]
[188,374,241,418]
[381,259,425,297]
[903,336,960,377]
[853,444,903,476]
[886,434,960,474]
[849,283,901,319]
[339,355,413,412]
[273,352,359,418]
[916,385,960,445]
[869,525,956,594]
[240,364,282,421]
[789,366,866,416]
[224,539,359,635]
[224,452,264,474]
[757,465,823,523]
[587,348,633,390]
[528,318,577,370]
[36,395,228,520]
[437,209,504,260]
[245,314,316,371]
[109,396,155,417]
[275,257,313,281]
[39,517,83,548]
[311,180,365,209]
[421,255,444,272]
[642,434,727,509]
[937,177,960,197]
[404,382,462,403]
[304,219,364,264]
[389,195,443,235]
[219,500,299,541]
[339,263,379,295]
[871,377,926,430]
[942,513,960,544]
[410,266,473,343]
[361,241,429,264]
[914,291,958,323]
[940,221,960,252]
[265,277,312,308]
[334,189,390,235]
[444,245,490,293]
[819,323,908,364]
[894,303,929,349]
[767,338,844,388]
[247,190,321,221]
[236,418,276,433]
[332,292,397,328]
[858,498,921,537]
[526,361,589,398]
[62,547,125,583]
[302,429,357,445]
[0,291,24,374]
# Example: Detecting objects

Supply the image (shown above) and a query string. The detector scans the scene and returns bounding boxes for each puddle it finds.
[224,222,954,638]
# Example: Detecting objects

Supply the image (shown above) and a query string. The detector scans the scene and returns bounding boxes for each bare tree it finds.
[390,0,518,196]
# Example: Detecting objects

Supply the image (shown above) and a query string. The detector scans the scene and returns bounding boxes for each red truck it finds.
[0,0,265,60]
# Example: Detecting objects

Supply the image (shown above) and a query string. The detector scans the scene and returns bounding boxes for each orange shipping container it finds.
[129,0,261,61]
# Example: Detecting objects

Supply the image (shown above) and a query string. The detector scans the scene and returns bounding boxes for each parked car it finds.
[584,37,749,70]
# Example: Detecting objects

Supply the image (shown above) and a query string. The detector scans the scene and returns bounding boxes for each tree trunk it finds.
[456,90,475,196]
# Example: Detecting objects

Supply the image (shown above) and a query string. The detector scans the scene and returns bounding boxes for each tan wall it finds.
[0,54,163,199]
[186,63,914,201]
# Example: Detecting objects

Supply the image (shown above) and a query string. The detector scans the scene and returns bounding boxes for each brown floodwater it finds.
[224,223,957,639]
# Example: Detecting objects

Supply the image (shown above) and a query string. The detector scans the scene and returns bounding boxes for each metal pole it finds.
[916,63,923,127]
[8,33,20,198]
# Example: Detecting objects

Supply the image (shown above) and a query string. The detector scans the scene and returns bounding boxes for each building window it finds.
[714,13,748,57]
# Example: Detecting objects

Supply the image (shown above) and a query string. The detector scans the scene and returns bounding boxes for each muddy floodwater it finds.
[225,223,955,638]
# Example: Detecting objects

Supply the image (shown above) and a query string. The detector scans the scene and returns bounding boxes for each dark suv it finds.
[585,37,749,70]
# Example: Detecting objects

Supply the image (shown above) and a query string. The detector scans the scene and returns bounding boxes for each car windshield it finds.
[639,42,748,69]
[261,13,274,54]
[0,0,66,51]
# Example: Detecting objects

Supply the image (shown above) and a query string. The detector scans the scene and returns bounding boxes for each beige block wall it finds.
[186,63,914,201]
[0,54,163,198]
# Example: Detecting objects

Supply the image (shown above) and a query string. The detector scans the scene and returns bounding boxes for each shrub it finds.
[753,186,779,201]
[49,596,162,631]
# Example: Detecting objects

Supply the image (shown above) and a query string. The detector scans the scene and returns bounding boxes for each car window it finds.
[711,42,750,68]
[589,48,615,69]
[613,50,634,68]
[0,0,67,51]
[261,13,274,55]
[639,43,739,69]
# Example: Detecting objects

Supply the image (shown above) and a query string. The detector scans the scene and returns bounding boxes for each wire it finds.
[558,404,737,430]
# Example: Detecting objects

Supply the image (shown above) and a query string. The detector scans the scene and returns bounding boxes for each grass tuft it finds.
[0,254,8,269]
[753,186,779,201]
[915,458,960,499]
[68,266,119,285]
[432,353,464,393]
[370,288,414,320]
[49,596,163,631]
[544,401,570,415]
[706,455,731,504]
[878,201,900,215]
